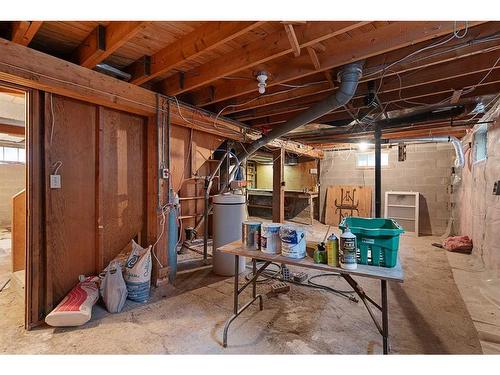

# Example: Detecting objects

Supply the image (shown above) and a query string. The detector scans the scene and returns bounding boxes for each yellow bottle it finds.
[326,233,339,267]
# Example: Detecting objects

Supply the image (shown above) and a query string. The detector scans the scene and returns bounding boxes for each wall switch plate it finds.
[50,174,61,189]
[309,168,318,174]
[494,180,500,195]
[161,168,169,179]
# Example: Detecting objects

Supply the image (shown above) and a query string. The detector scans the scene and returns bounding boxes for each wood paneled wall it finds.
[44,94,147,308]
[44,95,98,306]
[100,107,145,269]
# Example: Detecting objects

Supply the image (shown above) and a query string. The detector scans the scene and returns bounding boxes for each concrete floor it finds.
[447,251,500,354]
[0,221,484,354]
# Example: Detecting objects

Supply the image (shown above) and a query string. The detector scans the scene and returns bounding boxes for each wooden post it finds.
[272,148,285,223]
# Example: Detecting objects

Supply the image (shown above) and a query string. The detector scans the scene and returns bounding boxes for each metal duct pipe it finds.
[389,136,465,168]
[240,60,364,162]
[221,60,365,189]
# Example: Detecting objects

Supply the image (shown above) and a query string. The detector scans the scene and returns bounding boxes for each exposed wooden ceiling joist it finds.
[73,22,149,68]
[234,50,500,122]
[159,21,370,96]
[11,21,43,46]
[247,77,500,128]
[215,22,500,116]
[187,21,485,107]
[127,21,265,85]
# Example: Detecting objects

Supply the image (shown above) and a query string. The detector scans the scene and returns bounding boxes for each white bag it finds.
[45,276,99,327]
[124,240,152,302]
[100,260,128,313]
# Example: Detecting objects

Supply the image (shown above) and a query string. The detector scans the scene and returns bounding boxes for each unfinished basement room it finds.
[1,1,500,369]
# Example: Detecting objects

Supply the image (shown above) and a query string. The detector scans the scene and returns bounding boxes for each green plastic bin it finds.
[339,217,404,268]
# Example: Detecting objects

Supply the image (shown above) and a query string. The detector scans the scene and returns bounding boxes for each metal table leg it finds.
[381,280,389,354]
[222,258,270,348]
[342,274,390,354]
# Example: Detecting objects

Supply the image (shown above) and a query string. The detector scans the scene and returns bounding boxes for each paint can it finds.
[261,223,281,254]
[280,225,306,259]
[242,221,262,250]
[340,226,357,270]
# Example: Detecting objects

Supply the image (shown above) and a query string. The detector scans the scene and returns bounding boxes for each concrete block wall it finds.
[0,163,25,228]
[320,143,455,236]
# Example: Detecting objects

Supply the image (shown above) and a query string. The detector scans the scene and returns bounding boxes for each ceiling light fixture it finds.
[256,71,268,94]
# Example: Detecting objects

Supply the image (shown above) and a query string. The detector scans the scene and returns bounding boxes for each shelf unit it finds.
[384,191,420,237]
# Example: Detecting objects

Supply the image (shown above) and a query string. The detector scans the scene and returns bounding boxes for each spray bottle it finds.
[340,226,357,270]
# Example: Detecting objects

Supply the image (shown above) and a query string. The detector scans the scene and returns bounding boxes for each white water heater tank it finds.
[212,193,246,276]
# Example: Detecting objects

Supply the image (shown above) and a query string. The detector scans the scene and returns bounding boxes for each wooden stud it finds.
[307,46,321,70]
[272,148,285,223]
[11,21,43,46]
[74,22,148,68]
[284,24,301,57]
[24,87,44,328]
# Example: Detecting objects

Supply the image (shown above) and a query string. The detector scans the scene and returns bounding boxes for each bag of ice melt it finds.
[100,260,128,313]
[45,275,99,327]
[124,240,152,303]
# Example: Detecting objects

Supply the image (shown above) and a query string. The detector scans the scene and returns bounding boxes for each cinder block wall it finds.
[0,163,25,228]
[320,143,455,236]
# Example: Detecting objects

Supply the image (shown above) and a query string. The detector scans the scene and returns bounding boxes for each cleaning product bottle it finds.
[313,242,327,264]
[340,226,357,270]
[326,233,339,267]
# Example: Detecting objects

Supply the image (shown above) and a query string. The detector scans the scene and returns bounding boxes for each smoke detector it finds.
[256,71,268,94]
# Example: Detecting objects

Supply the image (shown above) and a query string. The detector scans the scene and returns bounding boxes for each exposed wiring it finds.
[244,262,358,302]
[49,93,56,146]
[151,208,167,268]
[51,160,63,175]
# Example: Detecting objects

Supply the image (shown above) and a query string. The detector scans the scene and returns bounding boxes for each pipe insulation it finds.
[390,136,465,168]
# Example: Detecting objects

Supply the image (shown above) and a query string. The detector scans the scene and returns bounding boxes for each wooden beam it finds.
[160,21,369,96]
[127,21,265,85]
[189,21,485,106]
[307,46,321,70]
[272,148,285,223]
[11,21,42,46]
[0,123,24,136]
[74,22,149,68]
[284,24,301,57]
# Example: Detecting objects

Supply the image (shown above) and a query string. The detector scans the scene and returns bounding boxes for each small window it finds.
[473,125,487,163]
[0,146,26,164]
[356,152,389,168]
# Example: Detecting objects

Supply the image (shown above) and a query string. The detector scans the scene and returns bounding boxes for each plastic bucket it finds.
[280,225,306,259]
[261,223,281,254]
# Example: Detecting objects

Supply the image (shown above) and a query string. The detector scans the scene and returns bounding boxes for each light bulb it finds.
[358,142,369,151]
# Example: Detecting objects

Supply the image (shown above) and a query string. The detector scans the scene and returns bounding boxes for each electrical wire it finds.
[244,261,358,302]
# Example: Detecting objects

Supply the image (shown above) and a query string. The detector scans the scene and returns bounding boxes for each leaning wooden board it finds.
[218,240,404,283]
[324,185,372,226]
